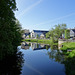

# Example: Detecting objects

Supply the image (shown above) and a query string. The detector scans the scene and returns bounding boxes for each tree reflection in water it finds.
[47,45,64,63]
[0,51,24,75]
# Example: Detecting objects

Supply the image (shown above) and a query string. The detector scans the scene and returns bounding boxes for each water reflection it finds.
[47,50,64,63]
[0,51,24,75]
[21,42,50,50]
[0,42,66,75]
[21,42,64,63]
[21,42,31,50]
[20,42,65,75]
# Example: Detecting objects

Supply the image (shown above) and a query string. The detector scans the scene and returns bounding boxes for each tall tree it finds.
[46,24,67,42]
[0,0,22,59]
[65,29,70,39]
[54,24,67,39]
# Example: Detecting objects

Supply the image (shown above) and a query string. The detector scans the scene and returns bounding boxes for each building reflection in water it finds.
[21,42,50,50]
[21,42,31,50]
[21,42,64,62]
[20,42,66,75]
[31,43,50,50]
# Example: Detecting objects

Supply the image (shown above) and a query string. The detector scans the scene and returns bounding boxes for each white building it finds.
[31,30,49,39]
[70,29,75,38]
[62,28,75,39]
[22,29,30,39]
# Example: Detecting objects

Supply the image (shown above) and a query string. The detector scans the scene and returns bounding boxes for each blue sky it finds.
[15,0,75,31]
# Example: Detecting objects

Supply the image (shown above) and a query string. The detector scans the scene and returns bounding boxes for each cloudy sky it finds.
[15,0,75,31]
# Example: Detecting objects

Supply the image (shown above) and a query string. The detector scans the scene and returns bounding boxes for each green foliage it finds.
[0,0,22,59]
[61,46,68,51]
[61,42,75,75]
[61,42,75,51]
[23,39,58,45]
[37,34,39,38]
[46,24,67,42]
[46,32,50,38]
[20,29,25,34]
[46,45,49,50]
[64,56,75,75]
[68,50,75,58]
[65,29,70,39]
[29,35,31,38]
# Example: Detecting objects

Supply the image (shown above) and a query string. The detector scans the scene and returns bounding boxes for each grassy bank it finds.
[61,42,75,75]
[61,42,75,51]
[22,39,57,45]
[61,42,75,57]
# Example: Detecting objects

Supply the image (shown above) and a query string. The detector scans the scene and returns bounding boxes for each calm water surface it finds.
[18,42,66,75]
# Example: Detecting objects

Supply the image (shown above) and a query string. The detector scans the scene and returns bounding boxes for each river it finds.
[18,42,66,75]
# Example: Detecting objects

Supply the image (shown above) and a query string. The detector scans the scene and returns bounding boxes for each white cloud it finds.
[17,0,43,19]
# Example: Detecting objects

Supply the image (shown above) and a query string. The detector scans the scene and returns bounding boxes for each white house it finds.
[70,29,75,38]
[31,30,49,39]
[22,29,30,39]
[40,34,45,39]
[61,28,75,39]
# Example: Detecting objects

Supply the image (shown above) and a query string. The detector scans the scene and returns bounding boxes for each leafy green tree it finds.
[12,19,22,50]
[46,24,67,42]
[65,29,70,39]
[0,0,22,59]
[46,28,55,43]
[20,30,25,35]
[46,32,50,38]
[29,35,31,38]
[54,24,67,39]
[37,34,39,39]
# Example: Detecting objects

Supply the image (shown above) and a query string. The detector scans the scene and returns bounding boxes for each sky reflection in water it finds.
[19,42,65,75]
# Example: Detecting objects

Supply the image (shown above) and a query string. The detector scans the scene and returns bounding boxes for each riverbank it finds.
[61,42,75,56]
[22,39,58,45]
[61,42,75,75]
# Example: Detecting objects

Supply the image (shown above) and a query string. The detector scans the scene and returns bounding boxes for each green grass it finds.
[61,42,75,51]
[68,50,75,58]
[22,39,57,45]
[61,42,75,57]
[61,42,75,75]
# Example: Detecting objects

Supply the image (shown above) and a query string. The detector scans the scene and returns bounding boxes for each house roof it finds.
[33,30,49,33]
[72,29,75,33]
[24,33,30,36]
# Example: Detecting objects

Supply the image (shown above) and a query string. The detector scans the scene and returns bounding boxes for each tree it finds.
[54,24,67,39]
[46,32,50,39]
[0,0,22,59]
[65,29,70,39]
[12,19,22,50]
[20,30,25,35]
[37,34,39,39]
[46,24,67,42]
[29,35,31,38]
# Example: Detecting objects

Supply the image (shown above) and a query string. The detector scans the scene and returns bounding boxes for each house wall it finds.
[31,30,48,38]
[22,34,25,39]
[31,30,37,38]
[31,31,42,38]
[70,30,74,37]
[34,32,42,38]
[31,31,34,38]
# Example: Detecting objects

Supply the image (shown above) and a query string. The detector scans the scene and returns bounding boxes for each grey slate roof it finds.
[72,29,75,33]
[33,30,49,33]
